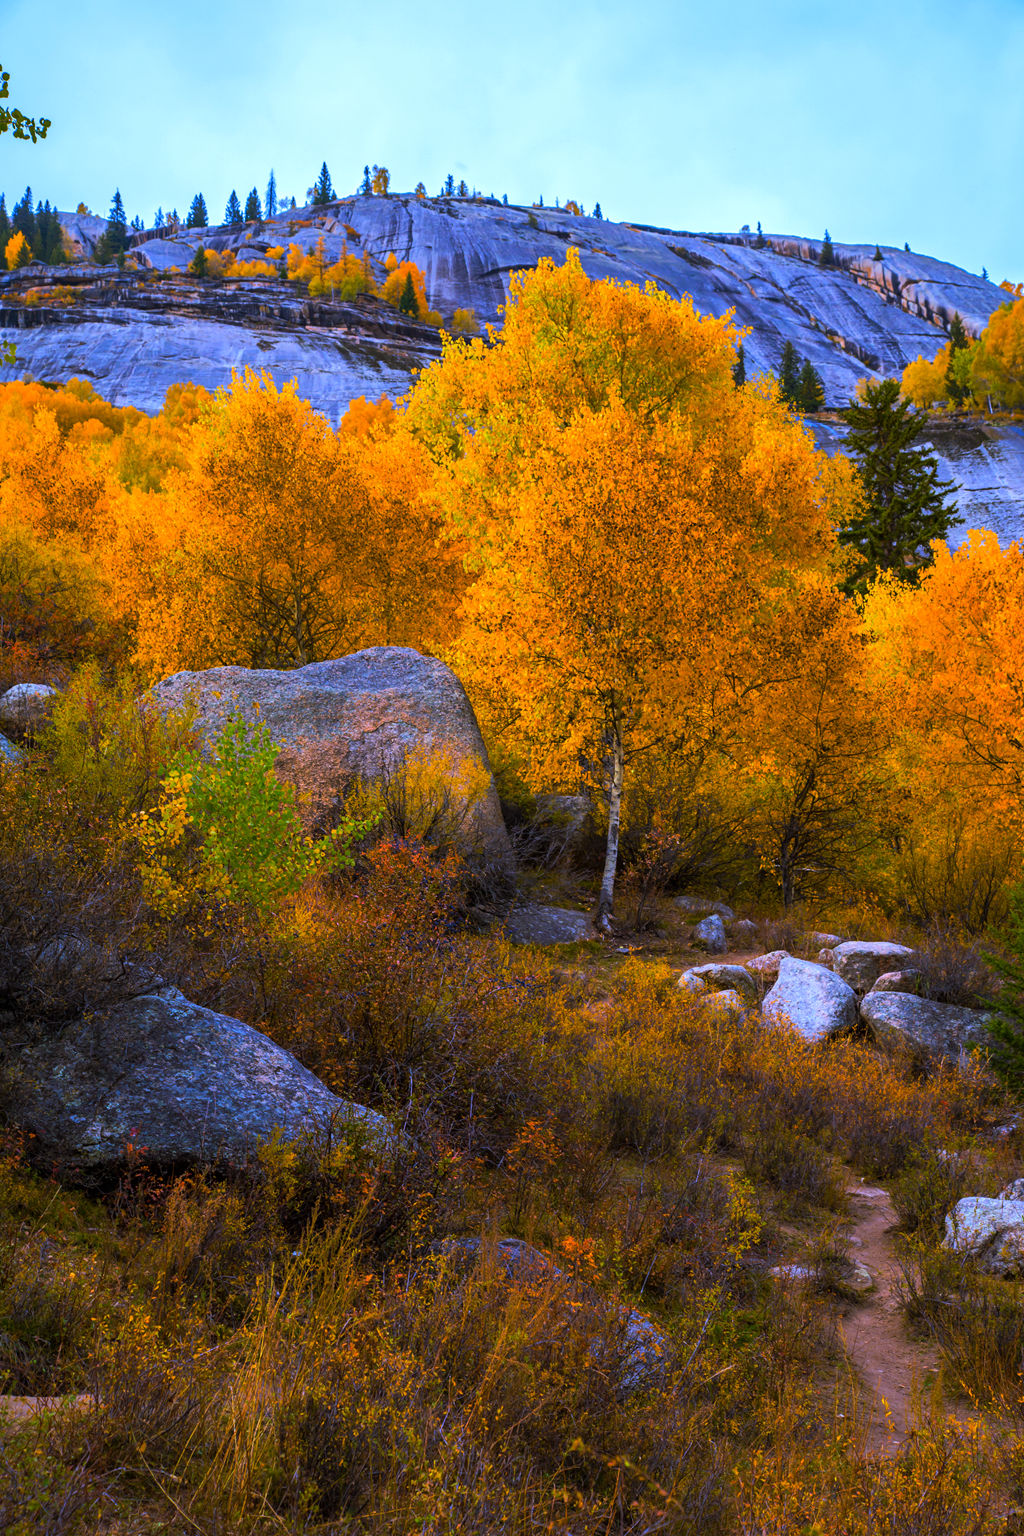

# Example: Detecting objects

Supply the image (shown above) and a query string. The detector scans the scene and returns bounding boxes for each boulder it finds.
[832,940,917,992]
[687,963,758,1002]
[676,895,735,921]
[943,1196,1024,1276]
[504,905,597,945]
[677,971,707,997]
[691,913,728,953]
[150,648,510,864]
[805,931,843,950]
[1,992,395,1177]
[869,969,923,995]
[728,917,759,948]
[438,1237,671,1395]
[859,991,990,1061]
[747,950,790,987]
[533,793,591,854]
[1000,1179,1024,1201]
[0,682,58,740]
[816,948,836,969]
[0,731,23,767]
[702,988,748,1022]
[762,956,858,1043]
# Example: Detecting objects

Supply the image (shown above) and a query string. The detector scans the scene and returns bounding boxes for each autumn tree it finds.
[408,251,857,926]
[371,165,390,195]
[0,61,49,142]
[970,296,1024,411]
[838,378,960,594]
[186,193,208,229]
[5,230,31,269]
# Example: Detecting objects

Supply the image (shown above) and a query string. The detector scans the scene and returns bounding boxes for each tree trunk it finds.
[596,724,624,933]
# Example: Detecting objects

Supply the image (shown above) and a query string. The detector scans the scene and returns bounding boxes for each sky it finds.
[1,0,1021,280]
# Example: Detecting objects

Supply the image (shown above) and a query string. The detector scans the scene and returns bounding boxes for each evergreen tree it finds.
[457,179,468,197]
[95,188,128,263]
[755,220,766,249]
[502,192,509,206]
[265,170,277,219]
[778,340,801,406]
[398,271,417,316]
[873,244,883,261]
[189,245,208,277]
[312,162,334,206]
[154,207,165,229]
[538,194,544,207]
[982,266,988,282]
[945,311,972,408]
[904,241,911,252]
[186,193,208,229]
[838,377,961,594]
[12,187,37,250]
[225,190,243,226]
[732,343,746,388]
[360,165,372,195]
[797,359,825,412]
[36,200,65,263]
[414,182,427,198]
[592,202,603,219]
[244,187,261,222]
[819,229,835,266]
[0,195,10,257]
[443,172,455,197]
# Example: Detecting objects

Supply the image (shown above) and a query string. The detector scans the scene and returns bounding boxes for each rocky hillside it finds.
[1,193,1022,544]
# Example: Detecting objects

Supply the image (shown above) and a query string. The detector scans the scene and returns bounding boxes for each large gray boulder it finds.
[944,1197,1024,1276]
[832,940,917,992]
[686,963,758,1002]
[504,905,596,945]
[0,682,58,740]
[676,895,735,921]
[1,992,395,1176]
[151,648,510,864]
[691,913,728,953]
[859,991,989,1061]
[762,955,858,1042]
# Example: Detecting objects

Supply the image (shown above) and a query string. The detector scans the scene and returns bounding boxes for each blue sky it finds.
[1,0,1021,279]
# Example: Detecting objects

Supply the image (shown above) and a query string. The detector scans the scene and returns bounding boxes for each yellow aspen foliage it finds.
[381,259,429,320]
[1000,280,1024,298]
[4,230,31,268]
[231,258,278,279]
[288,238,377,299]
[371,165,390,195]
[901,348,949,408]
[410,252,858,920]
[339,394,397,438]
[449,308,478,335]
[970,296,1024,410]
[265,245,285,260]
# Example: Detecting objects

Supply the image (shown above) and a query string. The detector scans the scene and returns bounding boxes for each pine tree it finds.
[186,193,208,229]
[36,200,65,263]
[873,245,883,261]
[904,241,911,253]
[592,202,603,219]
[755,220,766,249]
[189,245,208,277]
[538,194,544,207]
[244,187,261,222]
[154,207,165,229]
[360,166,372,196]
[982,267,988,282]
[96,188,128,263]
[797,359,825,412]
[457,179,468,197]
[443,172,455,197]
[502,193,509,206]
[778,341,801,406]
[0,195,10,258]
[265,170,277,220]
[732,343,746,388]
[312,163,334,206]
[945,311,972,408]
[838,377,961,594]
[398,271,417,316]
[819,229,834,266]
[12,187,37,250]
[225,190,243,226]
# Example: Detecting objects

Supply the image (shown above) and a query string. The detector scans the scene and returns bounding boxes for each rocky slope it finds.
[1,194,1021,544]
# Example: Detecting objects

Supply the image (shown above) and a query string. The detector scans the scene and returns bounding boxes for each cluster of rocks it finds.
[679,938,994,1064]
[944,1179,1024,1277]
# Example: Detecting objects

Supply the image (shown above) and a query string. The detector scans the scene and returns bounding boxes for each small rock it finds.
[832,940,917,993]
[692,913,728,953]
[728,917,759,947]
[762,955,858,1043]
[677,971,708,996]
[675,894,735,921]
[504,905,597,945]
[702,988,748,1021]
[0,731,23,767]
[747,950,789,986]
[687,963,758,1001]
[944,1196,1024,1276]
[769,1263,815,1282]
[846,1261,874,1295]
[816,948,836,968]
[1000,1179,1024,1201]
[805,930,843,950]
[0,682,58,740]
[870,969,923,995]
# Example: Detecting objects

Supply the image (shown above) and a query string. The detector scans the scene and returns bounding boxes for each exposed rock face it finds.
[2,198,1020,542]
[832,941,917,993]
[150,647,510,864]
[0,683,58,740]
[692,914,728,953]
[504,905,596,945]
[858,991,989,1061]
[762,956,858,1042]
[1,992,395,1176]
[944,1197,1024,1276]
